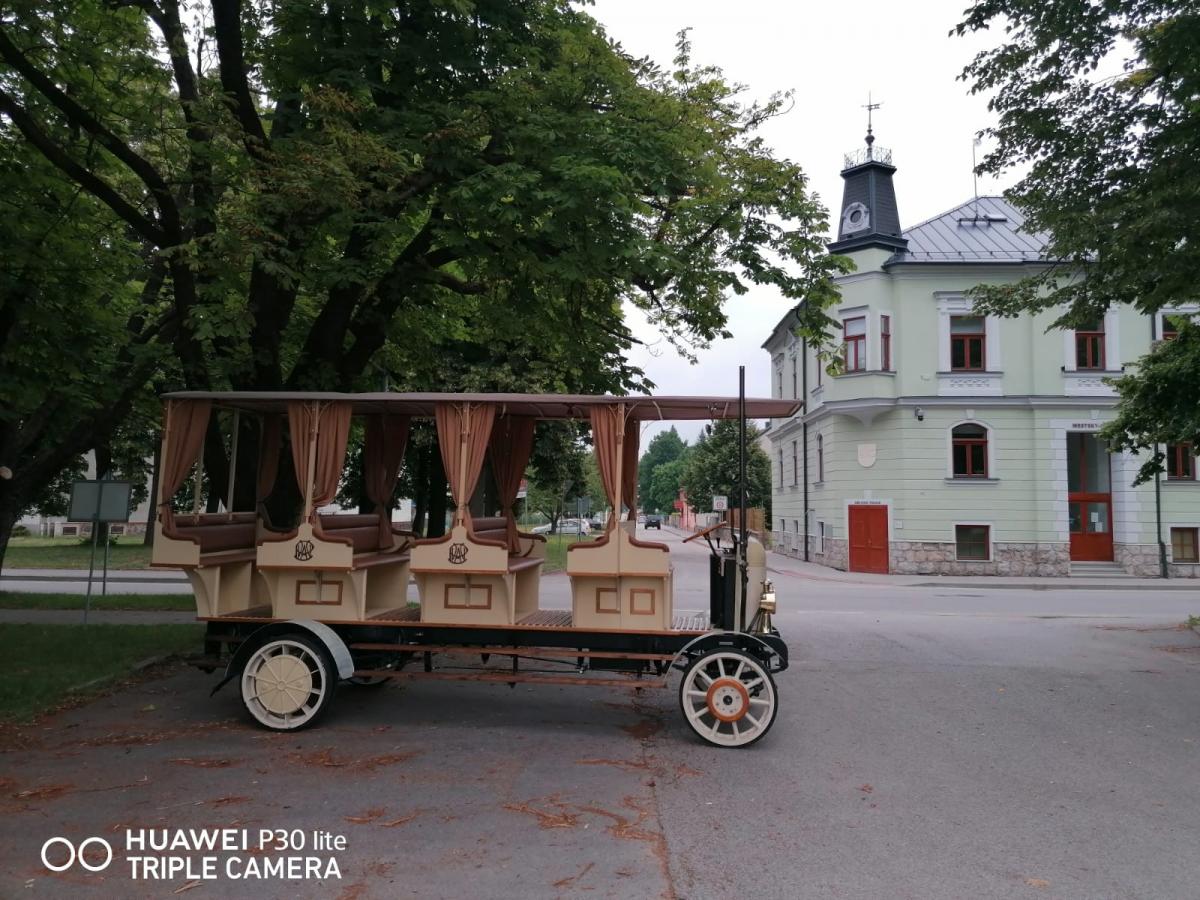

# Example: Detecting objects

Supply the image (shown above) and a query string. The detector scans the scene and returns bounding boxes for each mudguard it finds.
[672,630,789,673]
[209,620,354,696]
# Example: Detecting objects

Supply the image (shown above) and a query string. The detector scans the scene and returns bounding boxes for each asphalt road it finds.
[2,527,1199,899]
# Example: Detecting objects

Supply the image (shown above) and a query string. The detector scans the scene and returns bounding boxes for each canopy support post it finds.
[225,410,240,516]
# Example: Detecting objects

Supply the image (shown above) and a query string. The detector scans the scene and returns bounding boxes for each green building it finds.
[763,135,1199,577]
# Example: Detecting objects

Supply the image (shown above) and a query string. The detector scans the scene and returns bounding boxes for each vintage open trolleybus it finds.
[152,389,799,748]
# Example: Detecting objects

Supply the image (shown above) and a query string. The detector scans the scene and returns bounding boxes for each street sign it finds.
[69,479,133,523]
[68,478,132,625]
[712,495,728,511]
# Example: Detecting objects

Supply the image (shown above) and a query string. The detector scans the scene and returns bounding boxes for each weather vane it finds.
[863,93,882,149]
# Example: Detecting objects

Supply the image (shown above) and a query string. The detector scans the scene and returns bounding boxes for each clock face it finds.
[842,202,869,235]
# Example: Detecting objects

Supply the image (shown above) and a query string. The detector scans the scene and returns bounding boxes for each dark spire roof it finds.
[827,126,907,255]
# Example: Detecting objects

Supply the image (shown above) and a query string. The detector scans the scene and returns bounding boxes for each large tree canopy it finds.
[0,0,846,566]
[955,0,1200,475]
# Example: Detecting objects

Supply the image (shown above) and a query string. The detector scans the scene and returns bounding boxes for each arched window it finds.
[952,424,988,478]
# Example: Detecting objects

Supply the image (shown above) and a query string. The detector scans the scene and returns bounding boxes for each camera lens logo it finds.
[41,836,113,872]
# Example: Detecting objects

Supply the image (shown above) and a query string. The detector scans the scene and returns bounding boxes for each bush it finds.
[11,525,30,537]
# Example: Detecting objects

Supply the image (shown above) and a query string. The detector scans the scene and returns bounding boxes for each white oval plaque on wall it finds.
[857,443,877,468]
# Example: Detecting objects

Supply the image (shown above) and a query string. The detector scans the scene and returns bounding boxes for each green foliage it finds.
[637,427,688,502]
[680,420,771,520]
[644,456,688,514]
[525,422,588,529]
[0,1,846,563]
[955,0,1200,462]
[1100,319,1200,484]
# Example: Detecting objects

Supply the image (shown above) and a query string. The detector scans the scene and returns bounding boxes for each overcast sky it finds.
[586,0,1010,441]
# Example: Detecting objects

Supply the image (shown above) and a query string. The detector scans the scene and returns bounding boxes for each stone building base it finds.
[888,541,1070,576]
[771,537,1198,577]
[1115,543,1200,578]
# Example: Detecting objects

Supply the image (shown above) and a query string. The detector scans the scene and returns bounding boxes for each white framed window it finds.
[816,521,826,554]
[946,419,997,480]
[1062,308,1119,372]
[954,523,993,561]
[935,292,1002,372]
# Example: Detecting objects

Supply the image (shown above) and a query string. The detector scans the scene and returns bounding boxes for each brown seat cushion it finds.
[174,521,256,554]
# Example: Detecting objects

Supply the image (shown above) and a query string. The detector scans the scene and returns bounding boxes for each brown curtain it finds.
[435,402,496,530]
[589,405,623,529]
[622,417,640,521]
[363,414,411,548]
[256,415,282,506]
[488,416,536,553]
[158,399,212,534]
[288,401,353,521]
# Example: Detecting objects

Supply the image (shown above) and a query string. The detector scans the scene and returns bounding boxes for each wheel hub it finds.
[705,677,751,723]
[256,653,312,715]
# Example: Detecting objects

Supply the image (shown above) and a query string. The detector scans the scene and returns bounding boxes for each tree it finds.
[681,420,771,521]
[637,427,687,504]
[644,456,688,515]
[1,2,846,568]
[525,423,587,533]
[954,0,1200,476]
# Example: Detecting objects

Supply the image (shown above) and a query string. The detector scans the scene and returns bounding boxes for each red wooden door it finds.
[849,505,889,574]
[1067,433,1114,562]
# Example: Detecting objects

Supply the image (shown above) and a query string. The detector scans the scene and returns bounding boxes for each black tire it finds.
[239,633,338,731]
[678,648,778,748]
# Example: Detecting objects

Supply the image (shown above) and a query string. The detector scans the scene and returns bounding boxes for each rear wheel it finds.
[240,635,336,730]
[679,649,777,748]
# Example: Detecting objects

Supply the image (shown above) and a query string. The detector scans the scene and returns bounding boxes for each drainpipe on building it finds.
[1150,315,1168,578]
[801,332,810,562]
[1155,447,1168,578]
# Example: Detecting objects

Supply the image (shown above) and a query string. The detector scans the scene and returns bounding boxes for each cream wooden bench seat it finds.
[152,512,263,618]
[411,523,544,626]
[567,524,674,630]
[257,512,411,621]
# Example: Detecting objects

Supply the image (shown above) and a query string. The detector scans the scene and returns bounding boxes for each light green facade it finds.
[764,222,1200,577]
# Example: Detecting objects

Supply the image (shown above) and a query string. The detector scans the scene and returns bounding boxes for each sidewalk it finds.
[766,552,1200,591]
[0,567,192,595]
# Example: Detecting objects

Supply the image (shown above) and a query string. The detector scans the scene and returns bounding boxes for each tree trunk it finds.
[0,479,26,574]
[144,438,161,546]
[426,447,447,538]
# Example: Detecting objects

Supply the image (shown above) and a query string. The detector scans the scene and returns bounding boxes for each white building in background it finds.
[764,133,1199,578]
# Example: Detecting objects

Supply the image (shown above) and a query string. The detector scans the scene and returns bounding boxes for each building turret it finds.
[827,116,907,255]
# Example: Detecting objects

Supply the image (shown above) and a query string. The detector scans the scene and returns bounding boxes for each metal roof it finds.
[885,195,1055,265]
[162,391,802,421]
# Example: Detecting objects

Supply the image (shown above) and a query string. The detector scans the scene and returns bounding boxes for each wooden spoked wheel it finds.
[679,649,777,747]
[240,636,336,730]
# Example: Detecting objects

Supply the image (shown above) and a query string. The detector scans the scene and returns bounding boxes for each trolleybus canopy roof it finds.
[161,391,802,420]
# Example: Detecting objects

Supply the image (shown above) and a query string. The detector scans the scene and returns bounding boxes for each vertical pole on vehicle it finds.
[738,366,748,631]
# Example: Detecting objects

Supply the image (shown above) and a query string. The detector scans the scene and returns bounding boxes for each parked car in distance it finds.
[558,519,590,535]
[644,515,662,530]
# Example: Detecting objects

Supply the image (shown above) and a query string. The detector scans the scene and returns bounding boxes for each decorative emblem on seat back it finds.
[294,540,315,561]
[448,543,469,565]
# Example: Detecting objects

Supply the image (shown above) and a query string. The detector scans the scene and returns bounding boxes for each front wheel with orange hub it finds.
[679,649,777,747]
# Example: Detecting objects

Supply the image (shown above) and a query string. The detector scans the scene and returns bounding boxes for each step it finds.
[1068,561,1131,577]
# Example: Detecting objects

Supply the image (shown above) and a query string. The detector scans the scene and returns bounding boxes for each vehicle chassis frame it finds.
[204,618,789,692]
